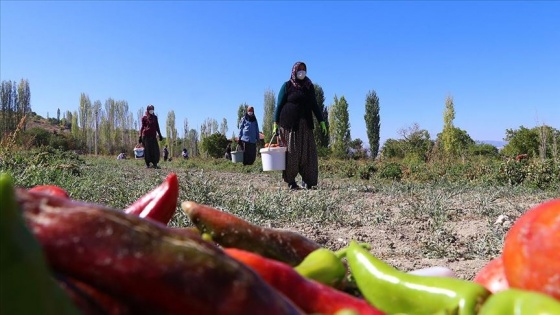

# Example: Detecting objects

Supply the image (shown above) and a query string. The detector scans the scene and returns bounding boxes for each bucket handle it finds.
[266,132,284,151]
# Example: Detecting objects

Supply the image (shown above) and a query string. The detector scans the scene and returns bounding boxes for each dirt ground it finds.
[199,170,556,281]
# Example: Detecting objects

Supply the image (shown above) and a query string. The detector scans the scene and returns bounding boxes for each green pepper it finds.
[478,289,560,315]
[294,248,346,286]
[0,173,80,315]
[345,241,490,315]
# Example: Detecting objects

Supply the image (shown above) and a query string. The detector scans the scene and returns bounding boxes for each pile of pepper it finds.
[1,172,559,315]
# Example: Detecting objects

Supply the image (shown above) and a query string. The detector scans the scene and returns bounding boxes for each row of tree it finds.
[1,78,558,162]
[1,80,31,135]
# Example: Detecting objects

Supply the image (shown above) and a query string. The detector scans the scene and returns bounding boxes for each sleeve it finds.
[255,120,260,142]
[238,118,245,140]
[274,82,288,123]
[310,88,323,123]
[155,117,162,136]
[139,116,145,136]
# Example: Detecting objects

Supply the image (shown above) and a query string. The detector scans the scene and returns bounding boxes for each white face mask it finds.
[149,110,154,114]
[296,70,306,80]
[248,112,254,116]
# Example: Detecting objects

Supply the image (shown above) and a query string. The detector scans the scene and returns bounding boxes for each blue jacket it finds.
[238,115,260,144]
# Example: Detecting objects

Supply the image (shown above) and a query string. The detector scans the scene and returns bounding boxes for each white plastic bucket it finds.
[260,146,287,171]
[231,151,244,163]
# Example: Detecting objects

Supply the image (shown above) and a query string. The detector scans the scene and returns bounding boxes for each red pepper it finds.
[17,189,303,315]
[124,173,179,225]
[29,185,70,199]
[182,201,321,266]
[224,248,385,315]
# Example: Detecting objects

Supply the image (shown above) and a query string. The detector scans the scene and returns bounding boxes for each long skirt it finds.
[142,136,160,166]
[279,118,319,187]
[242,142,257,165]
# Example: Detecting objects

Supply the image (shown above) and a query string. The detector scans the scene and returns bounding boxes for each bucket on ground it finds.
[231,151,244,163]
[260,146,287,171]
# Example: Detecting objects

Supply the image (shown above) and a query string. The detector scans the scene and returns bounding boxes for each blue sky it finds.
[2,1,559,145]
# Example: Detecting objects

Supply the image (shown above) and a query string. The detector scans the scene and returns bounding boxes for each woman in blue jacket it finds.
[238,106,260,165]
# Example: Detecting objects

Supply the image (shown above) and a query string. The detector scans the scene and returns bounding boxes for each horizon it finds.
[1,1,559,145]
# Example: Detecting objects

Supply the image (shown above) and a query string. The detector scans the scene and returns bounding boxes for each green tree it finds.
[166,111,177,158]
[237,103,248,128]
[220,118,228,135]
[364,90,380,159]
[17,79,31,131]
[501,125,559,159]
[399,123,433,162]
[436,127,475,159]
[441,95,456,157]
[79,93,92,152]
[313,84,329,148]
[263,89,275,142]
[200,132,229,158]
[329,95,351,159]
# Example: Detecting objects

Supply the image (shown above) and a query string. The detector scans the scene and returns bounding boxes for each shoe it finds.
[288,182,301,190]
[146,165,151,168]
[153,165,161,169]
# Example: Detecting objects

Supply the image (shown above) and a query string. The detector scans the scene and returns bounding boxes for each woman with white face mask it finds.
[139,104,164,169]
[237,106,260,165]
[273,61,327,190]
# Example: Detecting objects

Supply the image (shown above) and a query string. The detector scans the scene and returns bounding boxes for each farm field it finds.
[10,153,559,281]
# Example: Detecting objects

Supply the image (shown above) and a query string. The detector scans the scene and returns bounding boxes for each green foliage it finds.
[329,95,351,159]
[469,143,499,157]
[358,163,377,180]
[381,139,406,159]
[200,133,229,158]
[502,125,560,159]
[441,95,456,156]
[524,159,560,190]
[378,162,403,180]
[263,89,276,142]
[364,90,381,159]
[502,126,539,158]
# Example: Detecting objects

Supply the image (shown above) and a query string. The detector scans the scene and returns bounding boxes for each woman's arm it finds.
[273,82,288,123]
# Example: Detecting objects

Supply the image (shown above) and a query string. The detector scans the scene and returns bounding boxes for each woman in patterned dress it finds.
[273,61,327,190]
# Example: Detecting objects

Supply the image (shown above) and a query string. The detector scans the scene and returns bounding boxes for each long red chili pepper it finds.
[224,248,386,315]
[124,173,178,225]
[182,201,321,266]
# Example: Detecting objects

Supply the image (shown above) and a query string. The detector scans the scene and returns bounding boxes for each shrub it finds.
[358,163,377,180]
[200,133,230,159]
[378,162,403,180]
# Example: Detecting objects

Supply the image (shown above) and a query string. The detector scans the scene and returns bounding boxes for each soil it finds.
[198,170,554,281]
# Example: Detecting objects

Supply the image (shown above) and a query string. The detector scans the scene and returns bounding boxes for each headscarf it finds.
[245,106,256,122]
[289,61,313,90]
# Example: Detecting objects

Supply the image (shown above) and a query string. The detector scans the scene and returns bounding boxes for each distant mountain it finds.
[476,140,508,149]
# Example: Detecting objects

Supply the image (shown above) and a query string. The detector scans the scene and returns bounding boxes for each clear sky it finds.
[2,1,559,145]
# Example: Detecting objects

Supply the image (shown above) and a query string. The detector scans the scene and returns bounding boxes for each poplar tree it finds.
[263,89,275,141]
[329,95,351,159]
[364,90,380,159]
[441,95,457,156]
[16,79,31,131]
[166,111,177,157]
[313,84,329,148]
[79,93,92,153]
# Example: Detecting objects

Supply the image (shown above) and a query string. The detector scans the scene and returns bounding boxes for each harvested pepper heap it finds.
[14,179,304,315]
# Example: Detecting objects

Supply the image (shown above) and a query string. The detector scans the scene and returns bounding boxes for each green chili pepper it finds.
[294,248,346,286]
[0,173,80,315]
[346,241,490,315]
[478,289,560,315]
